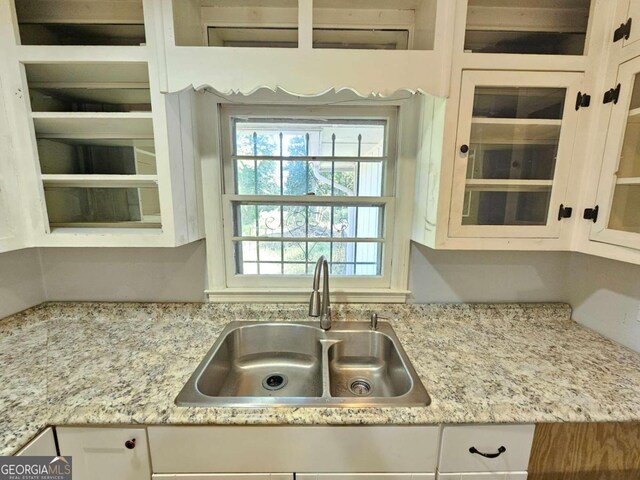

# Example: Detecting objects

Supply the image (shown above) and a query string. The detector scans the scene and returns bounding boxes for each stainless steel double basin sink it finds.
[176,321,430,407]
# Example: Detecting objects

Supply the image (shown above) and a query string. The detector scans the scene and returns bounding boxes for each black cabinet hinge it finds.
[575,91,591,110]
[583,206,599,223]
[603,84,621,104]
[614,18,632,42]
[558,204,573,220]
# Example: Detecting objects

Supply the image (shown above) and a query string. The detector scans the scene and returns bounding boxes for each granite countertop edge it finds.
[2,301,640,455]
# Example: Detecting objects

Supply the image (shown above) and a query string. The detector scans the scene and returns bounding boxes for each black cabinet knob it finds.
[125,439,136,449]
[460,144,469,154]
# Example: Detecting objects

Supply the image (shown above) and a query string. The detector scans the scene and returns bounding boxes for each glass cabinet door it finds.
[450,71,583,238]
[592,56,640,248]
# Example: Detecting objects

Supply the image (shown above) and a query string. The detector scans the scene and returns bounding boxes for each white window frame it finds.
[201,97,418,303]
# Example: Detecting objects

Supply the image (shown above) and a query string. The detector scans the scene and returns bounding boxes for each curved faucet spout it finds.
[309,256,332,330]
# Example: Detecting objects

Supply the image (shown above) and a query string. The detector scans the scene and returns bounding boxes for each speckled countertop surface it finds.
[2,302,640,455]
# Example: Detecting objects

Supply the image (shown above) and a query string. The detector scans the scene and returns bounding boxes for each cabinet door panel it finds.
[57,427,150,480]
[148,426,440,474]
[298,475,435,480]
[153,475,293,480]
[623,0,640,48]
[437,474,527,479]
[15,428,56,456]
[449,71,582,239]
[591,55,640,248]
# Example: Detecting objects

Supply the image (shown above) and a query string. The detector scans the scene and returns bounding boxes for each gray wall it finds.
[408,244,640,353]
[408,243,570,303]
[40,241,207,302]
[0,248,46,318]
[1,241,639,353]
[566,253,640,353]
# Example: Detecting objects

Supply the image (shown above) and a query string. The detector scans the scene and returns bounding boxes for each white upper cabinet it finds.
[617,0,639,49]
[449,70,583,239]
[12,0,146,46]
[590,55,640,250]
[161,0,453,97]
[0,0,204,247]
[463,0,593,56]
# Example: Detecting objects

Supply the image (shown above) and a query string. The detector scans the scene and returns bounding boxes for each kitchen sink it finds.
[176,321,430,407]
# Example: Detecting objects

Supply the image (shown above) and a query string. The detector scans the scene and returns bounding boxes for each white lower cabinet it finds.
[153,475,293,480]
[147,426,440,474]
[437,474,527,479]
[56,427,151,480]
[298,475,436,480]
[15,428,57,456]
[437,425,535,480]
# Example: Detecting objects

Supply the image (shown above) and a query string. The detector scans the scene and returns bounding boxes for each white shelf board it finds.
[627,108,640,123]
[465,178,554,192]
[615,177,640,186]
[16,46,149,63]
[49,222,162,229]
[32,112,154,138]
[470,118,561,144]
[41,174,158,188]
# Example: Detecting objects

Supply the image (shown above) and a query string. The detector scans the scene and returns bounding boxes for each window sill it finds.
[205,288,411,303]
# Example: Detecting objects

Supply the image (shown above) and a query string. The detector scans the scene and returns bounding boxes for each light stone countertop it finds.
[1,302,640,455]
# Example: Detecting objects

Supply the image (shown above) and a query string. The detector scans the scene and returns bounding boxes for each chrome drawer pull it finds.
[469,445,506,458]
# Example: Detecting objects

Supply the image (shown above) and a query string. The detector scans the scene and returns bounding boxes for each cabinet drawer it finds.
[438,425,534,473]
[437,474,527,479]
[57,427,150,480]
[148,426,440,474]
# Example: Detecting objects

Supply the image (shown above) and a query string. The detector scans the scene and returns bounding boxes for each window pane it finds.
[234,240,382,276]
[462,189,551,226]
[234,119,386,158]
[235,204,383,240]
[472,87,566,119]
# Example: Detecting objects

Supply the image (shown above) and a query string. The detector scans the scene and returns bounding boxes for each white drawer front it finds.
[298,475,436,480]
[153,475,293,480]
[438,425,534,473]
[148,426,440,474]
[437,474,527,479]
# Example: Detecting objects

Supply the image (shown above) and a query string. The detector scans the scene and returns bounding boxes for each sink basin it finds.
[197,323,323,398]
[327,331,412,398]
[176,321,430,407]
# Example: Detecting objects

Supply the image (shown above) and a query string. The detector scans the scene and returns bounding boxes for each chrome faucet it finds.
[309,256,332,330]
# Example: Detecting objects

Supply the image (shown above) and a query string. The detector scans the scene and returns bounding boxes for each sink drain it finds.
[262,373,288,391]
[349,378,372,396]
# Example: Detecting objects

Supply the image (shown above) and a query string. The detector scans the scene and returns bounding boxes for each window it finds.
[218,105,401,293]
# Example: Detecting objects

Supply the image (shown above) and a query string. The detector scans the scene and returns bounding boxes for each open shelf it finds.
[313,0,436,50]
[26,62,151,113]
[14,0,146,46]
[172,0,437,50]
[464,0,592,55]
[37,138,156,176]
[32,112,154,138]
[43,185,161,229]
[173,0,298,47]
